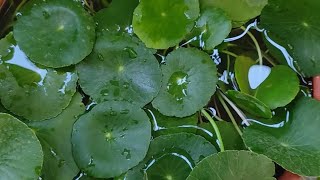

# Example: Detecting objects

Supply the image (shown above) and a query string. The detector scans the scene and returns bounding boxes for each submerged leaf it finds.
[186,150,275,180]
[71,101,151,178]
[152,48,217,117]
[13,0,95,68]
[132,0,199,49]
[0,113,43,179]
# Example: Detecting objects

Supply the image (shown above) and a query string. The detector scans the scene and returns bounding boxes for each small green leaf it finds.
[254,65,300,109]
[152,48,217,117]
[13,0,95,68]
[226,90,272,118]
[186,150,275,180]
[0,33,78,121]
[28,93,85,180]
[132,0,200,49]
[197,121,245,150]
[125,133,217,180]
[200,0,267,26]
[234,55,255,94]
[77,32,161,107]
[71,101,151,178]
[243,97,320,176]
[261,0,320,77]
[0,113,43,179]
[95,0,139,33]
[187,8,232,50]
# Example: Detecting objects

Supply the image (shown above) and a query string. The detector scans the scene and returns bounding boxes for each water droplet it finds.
[120,109,129,114]
[123,82,129,89]
[98,53,104,61]
[167,71,189,103]
[109,109,117,116]
[123,47,137,59]
[86,26,91,30]
[42,10,50,19]
[16,12,22,18]
[100,89,109,96]
[287,44,294,50]
[87,157,95,168]
[58,159,66,167]
[121,148,131,160]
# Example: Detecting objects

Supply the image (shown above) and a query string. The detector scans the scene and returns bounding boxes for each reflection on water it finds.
[248,65,271,89]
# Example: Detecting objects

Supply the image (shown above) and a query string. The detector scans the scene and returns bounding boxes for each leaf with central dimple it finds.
[71,101,151,178]
[260,0,320,77]
[13,0,95,68]
[28,93,85,180]
[76,32,161,107]
[0,33,78,121]
[132,0,200,49]
[243,97,320,176]
[152,48,217,117]
[125,133,217,180]
[0,113,43,179]
[186,151,275,180]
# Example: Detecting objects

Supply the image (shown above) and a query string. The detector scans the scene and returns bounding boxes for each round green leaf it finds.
[226,90,272,119]
[0,113,43,179]
[243,97,320,176]
[145,153,192,180]
[152,48,217,117]
[132,0,200,49]
[254,65,300,109]
[95,0,139,33]
[125,133,217,180]
[0,33,78,121]
[188,8,232,50]
[200,0,267,26]
[28,93,85,180]
[186,150,275,180]
[77,32,161,107]
[260,0,320,77]
[13,0,95,68]
[71,101,151,178]
[234,55,255,94]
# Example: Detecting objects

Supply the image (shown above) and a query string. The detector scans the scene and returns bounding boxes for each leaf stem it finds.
[240,26,263,66]
[220,50,238,58]
[217,94,243,136]
[201,109,225,152]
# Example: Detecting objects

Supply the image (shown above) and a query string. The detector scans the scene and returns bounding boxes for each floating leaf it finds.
[77,32,161,107]
[13,0,95,68]
[28,93,85,180]
[95,0,139,33]
[152,48,217,117]
[71,101,151,178]
[234,55,255,94]
[187,8,232,50]
[186,150,275,180]
[125,133,217,179]
[0,33,78,121]
[243,97,320,176]
[254,65,299,109]
[200,0,267,26]
[0,113,43,179]
[197,121,245,150]
[132,0,200,49]
[226,90,272,118]
[260,0,320,77]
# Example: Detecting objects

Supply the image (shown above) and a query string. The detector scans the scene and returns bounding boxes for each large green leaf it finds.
[0,33,78,121]
[200,0,267,26]
[28,93,85,180]
[152,48,217,117]
[254,65,299,109]
[243,97,320,176]
[186,150,275,180]
[77,32,161,107]
[0,113,43,179]
[187,8,232,50]
[260,0,320,77]
[234,55,255,94]
[95,0,139,33]
[132,0,199,49]
[13,0,95,68]
[125,133,217,180]
[226,90,272,118]
[71,101,151,178]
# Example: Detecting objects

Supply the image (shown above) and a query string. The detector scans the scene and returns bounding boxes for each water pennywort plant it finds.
[0,0,319,179]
